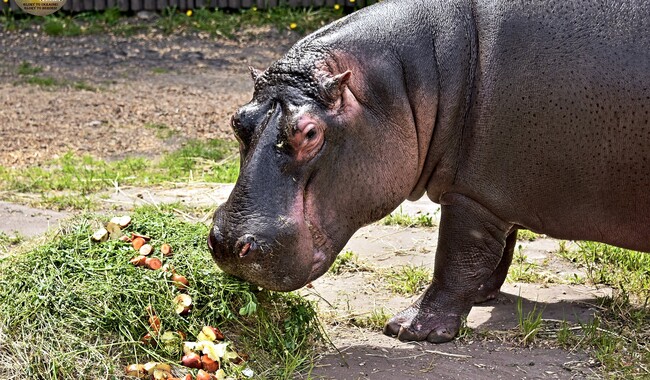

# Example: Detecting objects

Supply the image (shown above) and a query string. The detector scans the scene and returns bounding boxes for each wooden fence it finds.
[4,0,371,12]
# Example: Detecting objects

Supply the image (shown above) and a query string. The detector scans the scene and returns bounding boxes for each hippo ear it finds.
[249,66,263,82]
[319,70,352,107]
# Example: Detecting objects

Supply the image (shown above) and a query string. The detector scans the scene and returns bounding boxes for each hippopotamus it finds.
[208,0,650,343]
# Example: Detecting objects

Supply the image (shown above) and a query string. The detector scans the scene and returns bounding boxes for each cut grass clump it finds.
[0,205,322,379]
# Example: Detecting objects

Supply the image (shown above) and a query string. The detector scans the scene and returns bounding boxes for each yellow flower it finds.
[252,6,257,11]
[334,4,340,10]
[350,0,355,2]
[2,0,8,3]
[186,9,192,17]
[289,22,297,29]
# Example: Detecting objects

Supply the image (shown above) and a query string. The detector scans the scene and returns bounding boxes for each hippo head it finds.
[208,51,419,291]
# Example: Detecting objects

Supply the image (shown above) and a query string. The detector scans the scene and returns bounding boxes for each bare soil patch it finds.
[0,29,297,167]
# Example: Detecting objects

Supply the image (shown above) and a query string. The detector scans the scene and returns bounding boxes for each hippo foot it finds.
[383,305,462,343]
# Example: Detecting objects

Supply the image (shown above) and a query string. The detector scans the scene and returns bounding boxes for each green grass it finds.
[515,296,544,346]
[328,249,370,275]
[530,241,650,377]
[17,61,43,76]
[559,241,650,303]
[2,5,352,37]
[152,67,171,74]
[16,61,99,90]
[517,229,540,241]
[72,80,98,91]
[348,307,389,331]
[145,122,175,140]
[42,15,82,36]
[0,231,23,257]
[382,207,436,228]
[0,139,239,210]
[0,206,322,379]
[386,265,431,296]
[507,248,549,283]
[157,6,345,37]
[23,75,59,86]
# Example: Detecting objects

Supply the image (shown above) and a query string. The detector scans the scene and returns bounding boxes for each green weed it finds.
[72,80,97,91]
[145,122,175,139]
[23,76,58,87]
[349,307,389,331]
[42,15,82,36]
[17,61,43,76]
[507,248,546,283]
[516,296,544,346]
[382,207,435,228]
[548,241,649,377]
[328,250,370,275]
[0,206,322,379]
[386,265,430,296]
[517,229,540,241]
[152,67,171,74]
[0,231,23,257]
[558,241,650,303]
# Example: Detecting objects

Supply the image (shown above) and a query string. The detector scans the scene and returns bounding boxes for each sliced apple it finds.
[171,274,189,290]
[181,351,202,369]
[110,215,131,228]
[173,294,192,315]
[201,355,219,372]
[139,243,154,256]
[129,255,147,267]
[145,257,163,270]
[92,227,109,242]
[124,363,147,378]
[160,243,173,256]
[132,237,146,250]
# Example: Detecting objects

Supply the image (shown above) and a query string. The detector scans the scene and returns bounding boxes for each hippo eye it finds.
[306,129,317,140]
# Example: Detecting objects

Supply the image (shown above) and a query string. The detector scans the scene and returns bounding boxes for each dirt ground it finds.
[0,30,610,379]
[0,28,296,167]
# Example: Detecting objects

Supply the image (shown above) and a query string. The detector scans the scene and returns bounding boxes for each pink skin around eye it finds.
[290,115,324,162]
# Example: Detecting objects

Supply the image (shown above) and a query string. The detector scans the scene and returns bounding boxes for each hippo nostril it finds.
[239,242,252,258]
[236,234,258,258]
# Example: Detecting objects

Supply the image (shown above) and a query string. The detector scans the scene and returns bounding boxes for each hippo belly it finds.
[454,0,650,252]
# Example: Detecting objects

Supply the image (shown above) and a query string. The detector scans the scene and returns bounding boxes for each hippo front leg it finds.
[384,193,513,343]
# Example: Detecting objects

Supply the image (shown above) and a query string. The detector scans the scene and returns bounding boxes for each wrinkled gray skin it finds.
[209,0,650,343]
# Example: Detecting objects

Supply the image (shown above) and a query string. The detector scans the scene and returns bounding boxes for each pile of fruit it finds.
[92,216,252,380]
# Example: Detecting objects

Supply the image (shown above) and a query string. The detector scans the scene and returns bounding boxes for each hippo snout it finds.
[207,204,322,292]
